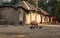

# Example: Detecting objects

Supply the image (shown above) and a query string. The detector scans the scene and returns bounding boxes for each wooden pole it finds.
[51,17,53,24]
[40,14,42,24]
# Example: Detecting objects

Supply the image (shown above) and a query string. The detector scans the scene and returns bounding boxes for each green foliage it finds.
[54,1,60,21]
[28,0,38,6]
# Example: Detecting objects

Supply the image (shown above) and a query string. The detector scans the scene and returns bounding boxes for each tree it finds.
[54,1,60,22]
[28,0,38,6]
[38,0,60,22]
[38,0,57,15]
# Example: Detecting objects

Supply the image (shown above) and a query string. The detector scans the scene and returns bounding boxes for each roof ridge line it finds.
[23,1,30,10]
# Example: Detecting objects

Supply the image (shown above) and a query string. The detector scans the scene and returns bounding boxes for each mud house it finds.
[0,1,52,25]
[17,1,52,25]
[0,6,19,25]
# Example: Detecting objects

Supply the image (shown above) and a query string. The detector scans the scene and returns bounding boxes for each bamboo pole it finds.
[35,0,38,22]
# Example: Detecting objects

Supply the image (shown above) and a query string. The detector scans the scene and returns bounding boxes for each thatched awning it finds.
[0,1,50,16]
[16,1,49,15]
[15,1,36,11]
[38,8,49,15]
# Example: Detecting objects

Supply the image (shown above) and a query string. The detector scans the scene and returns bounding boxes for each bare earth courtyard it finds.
[0,25,60,38]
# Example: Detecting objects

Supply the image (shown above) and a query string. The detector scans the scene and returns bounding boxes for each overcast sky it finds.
[3,0,11,2]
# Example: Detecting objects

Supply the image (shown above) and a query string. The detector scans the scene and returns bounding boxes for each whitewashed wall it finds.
[25,12,41,24]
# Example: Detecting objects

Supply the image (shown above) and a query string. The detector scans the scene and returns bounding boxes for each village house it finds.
[0,1,52,25]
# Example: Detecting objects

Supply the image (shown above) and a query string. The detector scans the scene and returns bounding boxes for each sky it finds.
[3,0,11,2]
[0,0,11,2]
